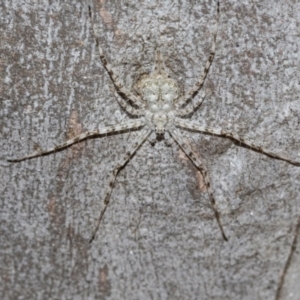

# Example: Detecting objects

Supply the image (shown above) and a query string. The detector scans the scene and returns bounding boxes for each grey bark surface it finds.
[1,0,300,299]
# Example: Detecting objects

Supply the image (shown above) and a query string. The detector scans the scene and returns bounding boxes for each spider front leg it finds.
[89,128,151,243]
[175,1,220,110]
[170,128,228,241]
[112,89,143,117]
[88,6,146,112]
[7,120,145,162]
[176,89,206,117]
[175,119,300,166]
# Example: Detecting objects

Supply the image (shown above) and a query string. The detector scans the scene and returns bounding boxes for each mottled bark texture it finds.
[1,0,300,299]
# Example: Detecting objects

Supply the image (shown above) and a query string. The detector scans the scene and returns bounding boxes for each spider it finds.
[8,2,300,242]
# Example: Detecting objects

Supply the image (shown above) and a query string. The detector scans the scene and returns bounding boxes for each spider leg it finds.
[89,128,151,242]
[7,120,145,162]
[112,89,143,117]
[176,119,300,166]
[175,1,220,110]
[88,6,146,111]
[176,90,206,117]
[170,128,228,241]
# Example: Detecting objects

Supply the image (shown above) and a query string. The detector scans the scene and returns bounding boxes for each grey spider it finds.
[8,2,300,242]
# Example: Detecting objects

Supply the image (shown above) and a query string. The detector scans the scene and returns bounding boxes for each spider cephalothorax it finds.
[137,51,178,133]
[8,2,300,243]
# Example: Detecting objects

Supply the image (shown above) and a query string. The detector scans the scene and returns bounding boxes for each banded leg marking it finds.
[175,119,300,166]
[176,90,206,117]
[175,1,220,109]
[170,128,228,241]
[88,6,145,110]
[89,128,151,242]
[8,120,145,162]
[112,90,143,117]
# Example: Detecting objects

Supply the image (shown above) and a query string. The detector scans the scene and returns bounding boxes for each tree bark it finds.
[1,0,300,299]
